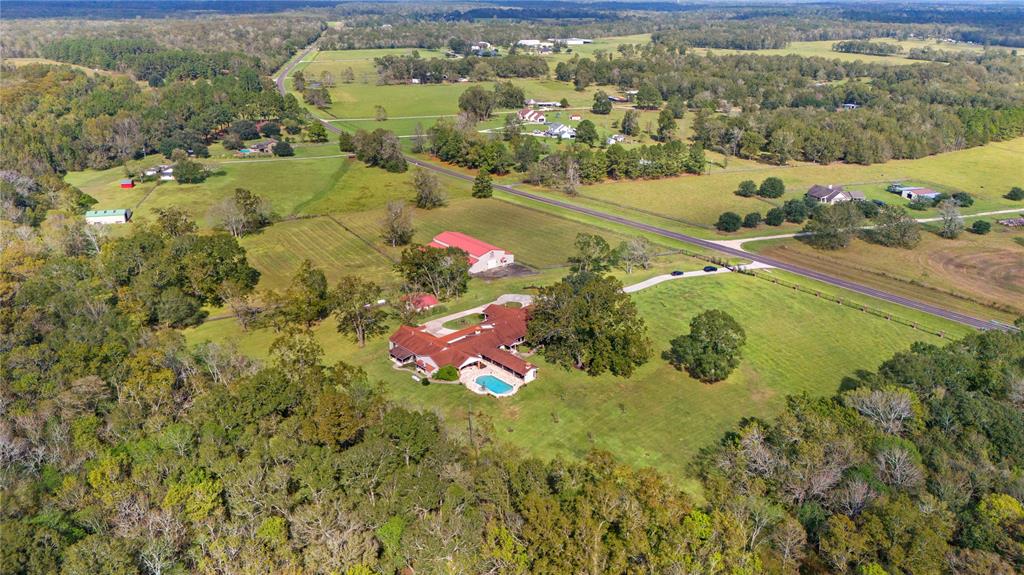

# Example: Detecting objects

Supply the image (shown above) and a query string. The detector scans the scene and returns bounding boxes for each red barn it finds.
[119,179,135,189]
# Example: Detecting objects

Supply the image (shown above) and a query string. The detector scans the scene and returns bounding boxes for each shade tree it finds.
[663,309,746,382]
[395,244,471,301]
[527,272,651,377]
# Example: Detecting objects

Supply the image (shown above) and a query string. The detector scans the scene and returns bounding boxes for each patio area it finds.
[459,362,528,397]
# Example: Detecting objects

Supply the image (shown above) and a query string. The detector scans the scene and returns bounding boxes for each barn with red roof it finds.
[428,231,515,274]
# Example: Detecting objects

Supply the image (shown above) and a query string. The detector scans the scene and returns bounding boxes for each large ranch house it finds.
[389,304,537,396]
[429,231,515,275]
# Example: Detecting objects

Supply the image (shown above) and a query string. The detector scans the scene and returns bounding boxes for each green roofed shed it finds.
[85,209,131,224]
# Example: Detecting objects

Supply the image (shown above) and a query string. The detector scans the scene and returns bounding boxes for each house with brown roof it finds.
[388,304,537,385]
[806,184,866,204]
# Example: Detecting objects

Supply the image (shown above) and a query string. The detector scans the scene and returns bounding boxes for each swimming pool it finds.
[476,374,514,396]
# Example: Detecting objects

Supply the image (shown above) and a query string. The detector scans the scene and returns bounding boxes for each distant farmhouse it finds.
[389,304,538,386]
[606,134,626,145]
[144,165,175,180]
[545,123,576,139]
[548,37,592,45]
[470,41,499,56]
[806,184,865,204]
[526,98,561,108]
[517,108,547,124]
[517,39,554,52]
[889,184,941,201]
[429,231,515,275]
[85,209,131,225]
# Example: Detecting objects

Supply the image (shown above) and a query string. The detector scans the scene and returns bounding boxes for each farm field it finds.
[310,77,601,126]
[185,271,965,491]
[546,34,653,63]
[748,221,1024,323]
[238,216,397,291]
[3,57,134,78]
[690,38,1003,64]
[538,137,1024,237]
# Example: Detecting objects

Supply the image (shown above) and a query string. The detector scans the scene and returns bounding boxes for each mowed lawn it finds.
[750,222,1024,323]
[185,272,963,492]
[558,137,1024,236]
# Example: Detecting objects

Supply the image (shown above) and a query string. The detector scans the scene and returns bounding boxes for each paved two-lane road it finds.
[274,50,1011,332]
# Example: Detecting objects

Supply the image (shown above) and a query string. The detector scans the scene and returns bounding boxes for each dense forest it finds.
[0,13,323,72]
[553,46,1024,165]
[0,61,305,179]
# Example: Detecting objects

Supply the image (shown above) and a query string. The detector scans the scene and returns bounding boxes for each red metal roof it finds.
[388,305,534,376]
[430,231,504,258]
[401,292,438,311]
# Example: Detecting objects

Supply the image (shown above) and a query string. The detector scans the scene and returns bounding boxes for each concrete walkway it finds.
[422,294,534,336]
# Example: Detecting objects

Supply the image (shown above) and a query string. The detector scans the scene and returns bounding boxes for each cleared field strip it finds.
[241,216,395,289]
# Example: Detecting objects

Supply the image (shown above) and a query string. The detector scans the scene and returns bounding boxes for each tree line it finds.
[832,40,904,56]
[41,38,263,86]
[373,53,548,84]
[1,13,323,72]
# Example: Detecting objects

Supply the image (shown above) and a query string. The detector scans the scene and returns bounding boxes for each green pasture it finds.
[690,38,1005,65]
[330,194,680,271]
[311,78,600,122]
[186,271,961,491]
[547,137,1024,237]
[66,147,427,228]
[544,34,653,64]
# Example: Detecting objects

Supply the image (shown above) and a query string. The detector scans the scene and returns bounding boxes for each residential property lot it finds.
[186,271,965,488]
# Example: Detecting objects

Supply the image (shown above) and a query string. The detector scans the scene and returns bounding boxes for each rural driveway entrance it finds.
[422,294,534,336]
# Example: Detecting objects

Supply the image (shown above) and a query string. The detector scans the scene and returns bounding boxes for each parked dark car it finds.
[670,270,685,276]
[872,199,886,206]
[703,265,718,272]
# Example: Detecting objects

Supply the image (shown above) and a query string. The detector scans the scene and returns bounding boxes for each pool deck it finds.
[459,364,527,397]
